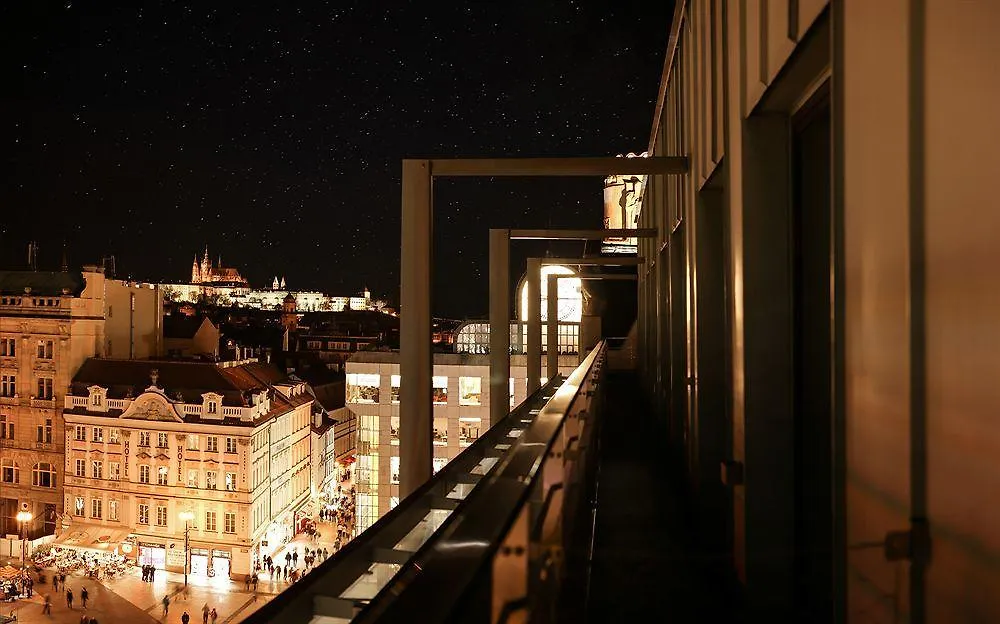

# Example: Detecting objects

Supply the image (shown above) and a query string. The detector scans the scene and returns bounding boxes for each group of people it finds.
[174,602,218,624]
[2,574,32,601]
[140,564,158,582]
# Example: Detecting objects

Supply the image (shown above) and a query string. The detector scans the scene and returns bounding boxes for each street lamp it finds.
[15,510,32,570]
[179,510,194,587]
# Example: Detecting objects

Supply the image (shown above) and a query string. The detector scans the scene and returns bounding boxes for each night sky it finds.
[2,1,672,317]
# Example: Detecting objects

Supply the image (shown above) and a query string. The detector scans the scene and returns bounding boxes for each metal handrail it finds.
[354,341,607,623]
[242,376,566,624]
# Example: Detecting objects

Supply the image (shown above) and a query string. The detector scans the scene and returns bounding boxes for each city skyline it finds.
[2,1,673,317]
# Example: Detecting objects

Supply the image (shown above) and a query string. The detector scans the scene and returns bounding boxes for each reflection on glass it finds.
[347,373,380,403]
[390,374,400,404]
[432,376,448,404]
[459,377,481,406]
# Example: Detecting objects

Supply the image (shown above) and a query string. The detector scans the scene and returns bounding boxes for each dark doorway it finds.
[791,82,833,621]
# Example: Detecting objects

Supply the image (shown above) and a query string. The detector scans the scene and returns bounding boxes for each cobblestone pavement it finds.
[0,576,157,624]
[0,514,352,624]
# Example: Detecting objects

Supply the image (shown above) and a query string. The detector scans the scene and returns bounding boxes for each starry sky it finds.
[2,1,673,318]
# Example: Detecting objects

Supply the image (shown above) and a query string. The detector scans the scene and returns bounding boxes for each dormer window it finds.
[201,392,223,418]
[87,386,107,412]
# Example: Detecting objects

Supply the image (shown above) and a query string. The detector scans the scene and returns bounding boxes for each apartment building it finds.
[0,265,162,537]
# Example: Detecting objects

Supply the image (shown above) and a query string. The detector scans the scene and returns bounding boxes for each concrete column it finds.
[400,159,433,499]
[526,258,541,393]
[489,229,510,427]
[546,274,560,379]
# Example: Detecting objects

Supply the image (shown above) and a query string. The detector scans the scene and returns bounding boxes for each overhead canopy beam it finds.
[428,156,688,177]
[540,257,645,266]
[509,228,658,240]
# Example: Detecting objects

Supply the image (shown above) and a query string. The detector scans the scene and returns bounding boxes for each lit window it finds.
[109,499,119,521]
[74,496,85,516]
[92,427,103,443]
[157,466,169,486]
[92,461,103,479]
[346,373,380,403]
[432,376,448,404]
[187,470,199,488]
[108,428,120,444]
[206,471,217,490]
[109,462,120,480]
[459,377,481,406]
[225,472,237,491]
[138,504,149,525]
[188,435,199,450]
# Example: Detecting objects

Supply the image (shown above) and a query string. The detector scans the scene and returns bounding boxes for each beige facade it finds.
[637,1,1000,619]
[58,358,313,580]
[0,266,162,537]
[311,406,357,502]
[346,352,577,533]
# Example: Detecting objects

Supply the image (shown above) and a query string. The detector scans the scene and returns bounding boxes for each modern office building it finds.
[58,358,313,580]
[0,265,163,538]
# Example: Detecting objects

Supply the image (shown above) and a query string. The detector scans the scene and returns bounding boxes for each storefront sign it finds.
[165,548,185,567]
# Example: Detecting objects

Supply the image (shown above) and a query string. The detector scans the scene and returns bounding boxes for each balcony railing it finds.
[245,341,606,624]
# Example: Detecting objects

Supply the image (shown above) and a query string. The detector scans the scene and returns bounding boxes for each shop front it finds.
[138,542,166,569]
[211,549,231,578]
[190,548,210,575]
[293,500,316,534]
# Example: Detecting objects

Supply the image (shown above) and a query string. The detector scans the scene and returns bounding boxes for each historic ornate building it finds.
[0,265,162,538]
[59,358,313,580]
[191,245,249,286]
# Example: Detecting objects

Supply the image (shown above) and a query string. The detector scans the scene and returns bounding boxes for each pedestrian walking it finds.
[210,607,218,624]
[66,587,74,608]
[42,593,51,614]
[53,575,59,592]
[181,610,190,624]
[81,586,89,608]
[203,603,210,624]
[80,613,89,624]
[162,594,170,617]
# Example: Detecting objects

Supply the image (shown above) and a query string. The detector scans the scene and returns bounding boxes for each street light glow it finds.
[15,510,32,524]
[179,510,195,522]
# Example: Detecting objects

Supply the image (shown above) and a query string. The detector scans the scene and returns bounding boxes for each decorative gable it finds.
[119,391,183,423]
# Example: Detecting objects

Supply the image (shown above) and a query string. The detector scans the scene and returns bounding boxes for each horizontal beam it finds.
[540,257,645,266]
[577,274,638,281]
[426,156,688,177]
[509,228,657,240]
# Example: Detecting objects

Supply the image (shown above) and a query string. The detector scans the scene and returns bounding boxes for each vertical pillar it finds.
[400,159,433,499]
[489,229,511,427]
[526,258,542,392]
[547,274,560,379]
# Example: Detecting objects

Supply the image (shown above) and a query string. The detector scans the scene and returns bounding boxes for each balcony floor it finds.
[577,371,744,622]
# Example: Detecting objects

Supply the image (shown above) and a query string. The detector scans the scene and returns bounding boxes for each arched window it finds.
[1,459,18,484]
[32,462,55,488]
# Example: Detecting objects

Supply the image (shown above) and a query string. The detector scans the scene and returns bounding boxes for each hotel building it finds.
[59,358,312,580]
